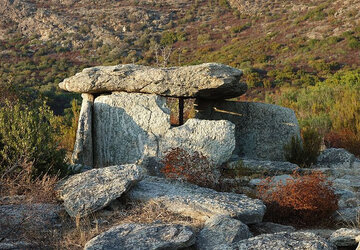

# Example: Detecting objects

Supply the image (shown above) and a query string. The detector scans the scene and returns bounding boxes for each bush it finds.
[257,171,338,226]
[0,101,68,178]
[284,127,322,167]
[161,148,217,188]
[324,129,360,157]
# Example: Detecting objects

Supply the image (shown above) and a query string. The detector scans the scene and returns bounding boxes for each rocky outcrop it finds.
[93,92,170,168]
[161,119,236,166]
[59,63,247,99]
[219,232,335,249]
[330,228,360,247]
[84,223,195,250]
[196,215,252,250]
[72,93,94,166]
[195,100,300,161]
[127,176,266,224]
[56,164,143,217]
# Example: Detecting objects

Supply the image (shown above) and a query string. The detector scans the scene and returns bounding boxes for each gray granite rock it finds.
[195,100,300,161]
[197,215,252,250]
[84,223,195,250]
[330,228,360,247]
[317,148,356,169]
[161,119,236,166]
[93,92,170,168]
[72,93,94,167]
[225,158,299,176]
[219,232,335,250]
[0,203,60,232]
[56,164,143,217]
[249,222,296,236]
[127,176,266,224]
[59,63,247,99]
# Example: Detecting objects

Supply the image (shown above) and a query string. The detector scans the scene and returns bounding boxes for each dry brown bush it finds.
[257,171,339,227]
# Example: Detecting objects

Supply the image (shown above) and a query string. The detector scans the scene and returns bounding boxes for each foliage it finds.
[161,147,217,188]
[284,127,322,167]
[257,171,338,226]
[0,101,68,178]
[324,129,360,157]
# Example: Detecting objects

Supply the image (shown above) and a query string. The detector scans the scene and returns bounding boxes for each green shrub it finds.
[0,101,68,178]
[284,127,322,167]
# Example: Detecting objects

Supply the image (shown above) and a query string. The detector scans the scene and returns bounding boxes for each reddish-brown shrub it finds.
[257,171,338,226]
[161,147,218,188]
[324,129,360,157]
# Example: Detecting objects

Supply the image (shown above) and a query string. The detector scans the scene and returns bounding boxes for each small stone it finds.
[330,228,360,247]
[249,222,296,236]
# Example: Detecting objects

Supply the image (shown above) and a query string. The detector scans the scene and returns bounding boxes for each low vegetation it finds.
[257,171,339,226]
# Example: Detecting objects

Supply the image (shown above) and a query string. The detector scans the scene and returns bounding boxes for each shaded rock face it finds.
[92,92,235,168]
[56,164,143,217]
[220,232,335,250]
[195,100,300,161]
[196,215,252,250]
[84,223,195,250]
[127,176,266,224]
[72,93,94,166]
[59,63,247,99]
[249,222,296,236]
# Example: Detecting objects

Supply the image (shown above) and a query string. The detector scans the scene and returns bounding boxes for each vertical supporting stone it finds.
[72,93,94,167]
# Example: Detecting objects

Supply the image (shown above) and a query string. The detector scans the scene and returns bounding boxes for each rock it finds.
[249,222,295,236]
[93,92,170,168]
[84,223,195,250]
[299,229,334,240]
[161,119,236,166]
[249,174,294,187]
[197,215,252,250]
[219,232,335,250]
[195,100,300,161]
[59,63,247,99]
[0,203,60,232]
[72,93,94,167]
[334,207,360,224]
[56,164,143,217]
[330,228,360,247]
[127,176,266,224]
[317,148,356,169]
[225,158,299,176]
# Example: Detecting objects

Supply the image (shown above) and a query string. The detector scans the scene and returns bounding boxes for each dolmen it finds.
[59,63,300,169]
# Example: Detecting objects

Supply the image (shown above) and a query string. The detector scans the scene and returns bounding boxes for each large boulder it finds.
[161,119,236,166]
[84,223,195,250]
[59,63,247,99]
[93,92,170,167]
[72,93,94,166]
[195,100,300,161]
[127,176,266,224]
[219,232,335,250]
[196,215,252,250]
[56,164,143,217]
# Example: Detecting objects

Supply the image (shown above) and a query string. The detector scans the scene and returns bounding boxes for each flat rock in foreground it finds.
[220,232,335,250]
[59,63,247,99]
[84,223,195,250]
[127,176,265,224]
[56,164,143,217]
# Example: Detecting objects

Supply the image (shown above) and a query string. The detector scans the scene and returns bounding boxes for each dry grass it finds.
[56,200,203,249]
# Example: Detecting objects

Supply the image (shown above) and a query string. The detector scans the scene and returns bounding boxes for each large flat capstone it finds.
[126,176,266,224]
[59,63,247,99]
